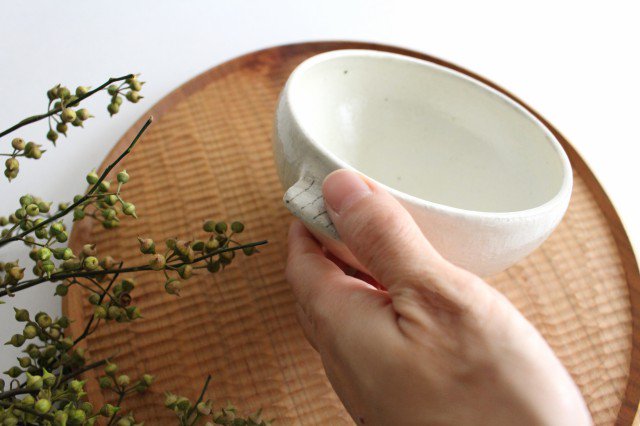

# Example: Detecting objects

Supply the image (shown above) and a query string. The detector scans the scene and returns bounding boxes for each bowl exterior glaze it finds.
[273,50,572,277]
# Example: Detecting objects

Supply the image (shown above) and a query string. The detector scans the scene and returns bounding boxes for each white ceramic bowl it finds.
[273,49,572,277]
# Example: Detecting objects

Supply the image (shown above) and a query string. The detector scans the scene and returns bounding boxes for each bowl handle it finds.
[283,174,339,240]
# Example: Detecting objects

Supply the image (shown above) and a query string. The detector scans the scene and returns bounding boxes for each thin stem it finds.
[106,391,126,426]
[0,74,134,139]
[0,117,152,249]
[186,374,212,425]
[0,239,267,297]
[73,264,122,345]
[59,358,108,384]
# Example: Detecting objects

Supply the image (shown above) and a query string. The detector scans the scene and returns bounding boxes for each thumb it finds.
[322,169,464,297]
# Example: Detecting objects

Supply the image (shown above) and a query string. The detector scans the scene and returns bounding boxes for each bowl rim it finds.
[283,48,573,220]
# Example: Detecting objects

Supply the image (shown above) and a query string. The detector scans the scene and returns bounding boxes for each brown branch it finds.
[0,74,134,139]
[0,239,267,297]
[59,358,108,384]
[0,399,55,421]
[0,386,37,400]
[186,374,212,425]
[73,263,123,345]
[0,117,152,250]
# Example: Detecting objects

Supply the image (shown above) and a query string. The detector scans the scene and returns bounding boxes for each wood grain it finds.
[63,42,640,425]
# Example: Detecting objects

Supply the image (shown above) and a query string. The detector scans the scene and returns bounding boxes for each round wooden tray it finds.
[64,42,640,425]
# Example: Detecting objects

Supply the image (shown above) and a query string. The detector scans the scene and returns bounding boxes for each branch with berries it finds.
[2,74,143,181]
[0,77,269,425]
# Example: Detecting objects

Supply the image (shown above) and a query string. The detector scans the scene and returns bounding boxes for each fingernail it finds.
[323,170,372,215]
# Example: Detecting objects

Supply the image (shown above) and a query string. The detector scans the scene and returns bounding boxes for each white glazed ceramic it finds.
[273,49,573,277]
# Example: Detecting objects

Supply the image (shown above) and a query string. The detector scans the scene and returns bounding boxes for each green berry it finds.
[57,316,70,328]
[23,324,38,339]
[49,222,64,235]
[99,375,113,388]
[35,312,52,328]
[18,356,31,368]
[76,86,89,96]
[149,254,166,270]
[86,170,99,184]
[7,334,26,347]
[42,369,56,387]
[117,169,130,183]
[125,91,141,103]
[5,366,22,378]
[105,362,118,375]
[82,243,97,256]
[101,255,116,269]
[142,374,154,386]
[178,264,193,279]
[22,394,35,406]
[107,84,118,95]
[69,379,85,393]
[242,246,257,256]
[84,256,99,270]
[129,79,142,91]
[11,138,25,150]
[116,374,130,386]
[108,102,120,116]
[14,308,29,322]
[94,305,107,319]
[34,398,52,414]
[76,108,92,121]
[164,392,178,408]
[164,278,182,295]
[74,207,86,220]
[47,86,59,100]
[215,222,228,234]
[137,237,155,254]
[37,247,52,261]
[176,397,191,411]
[60,108,76,123]
[231,221,245,233]
[57,86,71,99]
[197,401,212,415]
[56,122,68,135]
[25,373,43,389]
[80,401,93,415]
[46,129,58,143]
[104,194,118,205]
[100,403,119,417]
[5,157,19,171]
[203,220,216,232]
[52,247,73,260]
[55,411,69,425]
[102,208,117,220]
[69,409,86,424]
[8,266,24,281]
[25,204,39,216]
[37,201,51,213]
[122,202,136,217]
[207,260,221,273]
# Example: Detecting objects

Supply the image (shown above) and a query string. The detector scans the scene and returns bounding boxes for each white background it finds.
[0,0,638,367]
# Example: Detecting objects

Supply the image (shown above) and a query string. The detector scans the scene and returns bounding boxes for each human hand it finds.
[286,169,591,425]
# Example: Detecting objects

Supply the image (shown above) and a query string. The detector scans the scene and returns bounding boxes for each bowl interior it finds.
[288,51,568,213]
